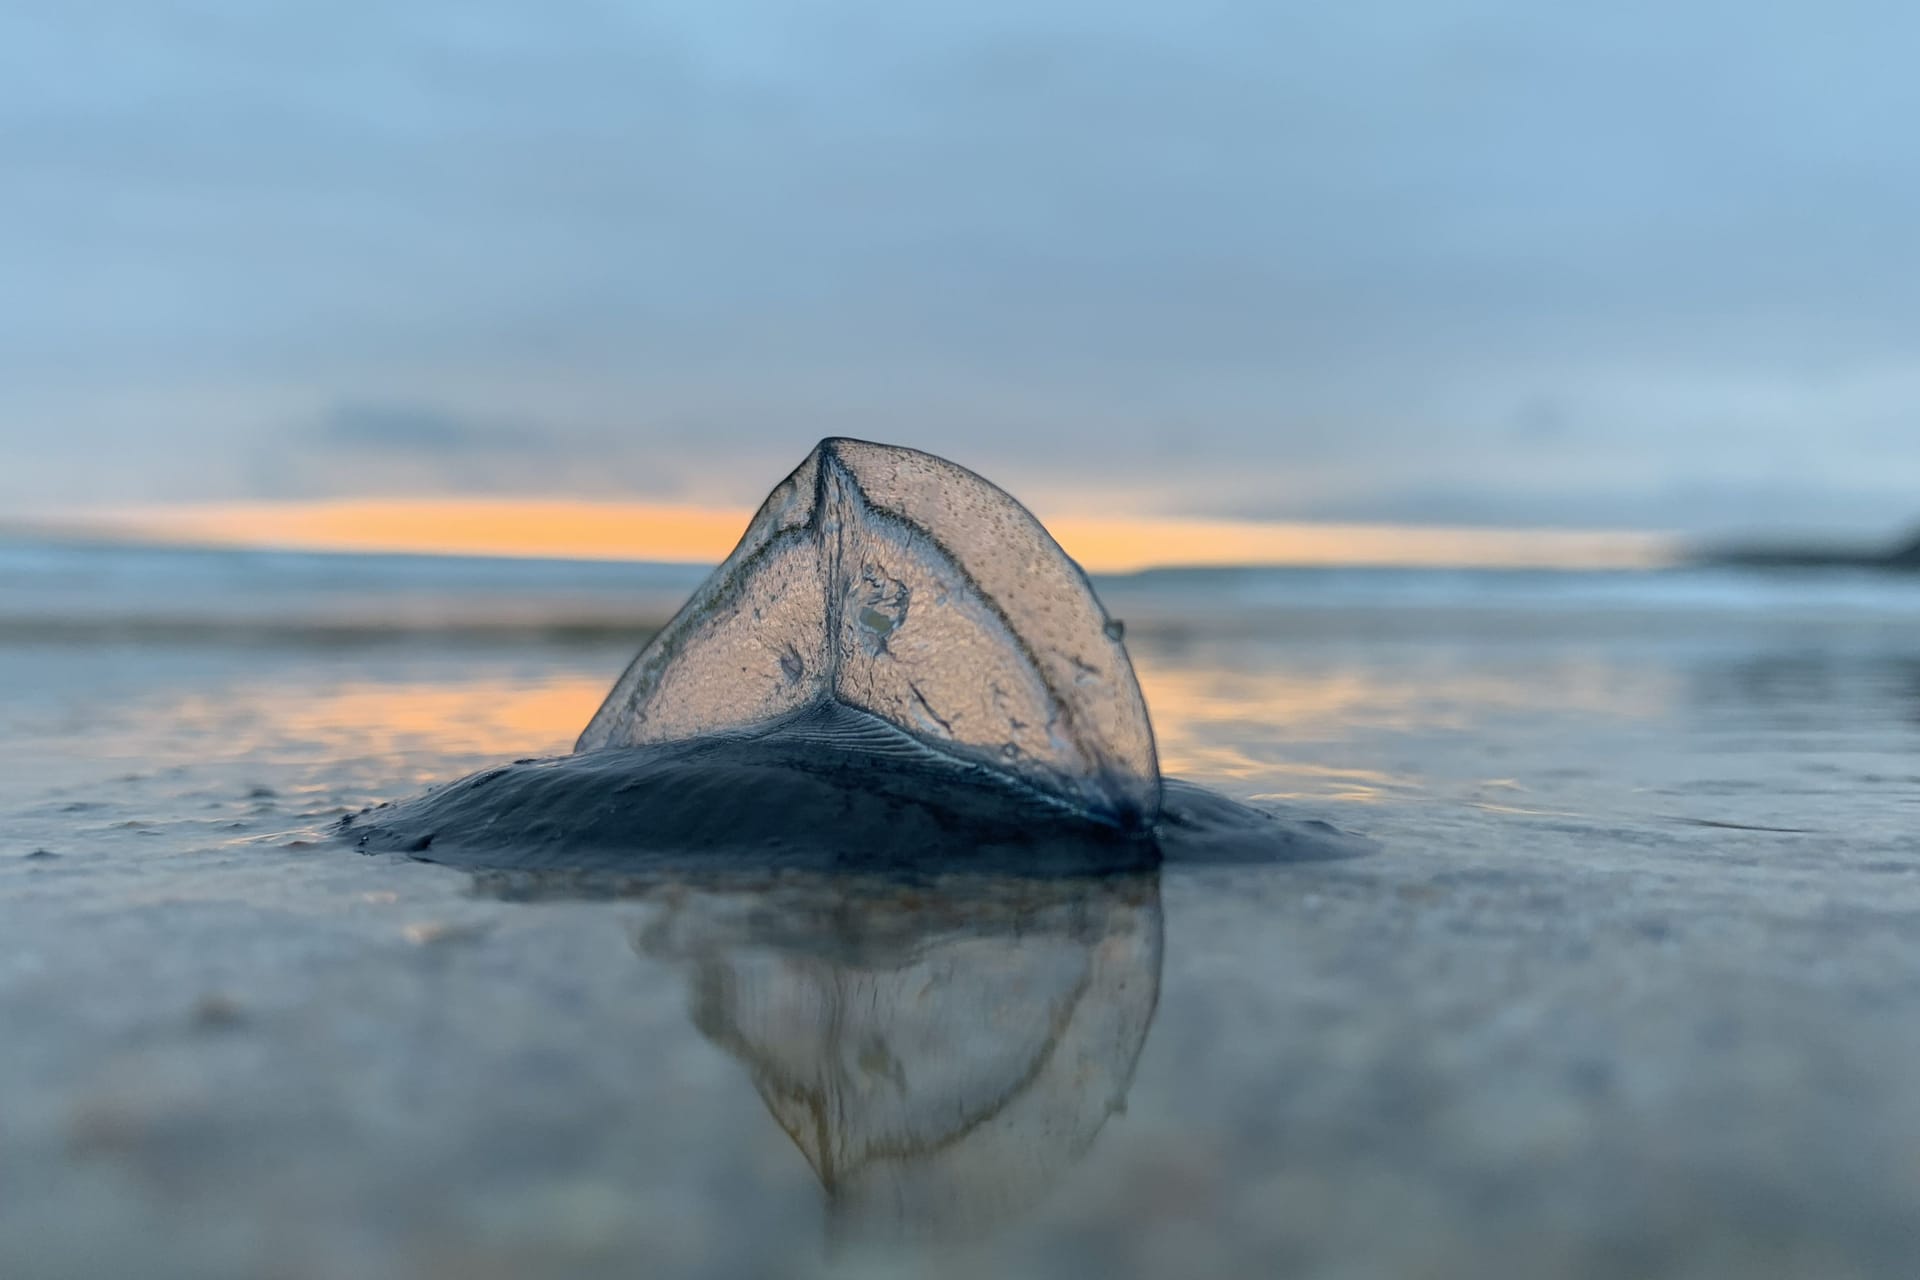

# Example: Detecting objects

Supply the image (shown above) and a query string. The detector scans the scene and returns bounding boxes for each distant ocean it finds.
[5,538,1920,643]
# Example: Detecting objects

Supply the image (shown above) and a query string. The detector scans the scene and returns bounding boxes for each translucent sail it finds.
[576,438,1161,826]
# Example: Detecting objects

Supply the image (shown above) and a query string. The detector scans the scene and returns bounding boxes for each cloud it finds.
[245,400,687,502]
[311,402,546,454]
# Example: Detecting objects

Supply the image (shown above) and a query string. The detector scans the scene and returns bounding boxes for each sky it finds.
[3,0,1917,557]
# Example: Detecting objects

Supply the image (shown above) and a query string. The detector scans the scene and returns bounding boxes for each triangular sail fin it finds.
[577,439,1160,827]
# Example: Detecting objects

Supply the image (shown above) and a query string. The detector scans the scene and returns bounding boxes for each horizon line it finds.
[18,498,1680,574]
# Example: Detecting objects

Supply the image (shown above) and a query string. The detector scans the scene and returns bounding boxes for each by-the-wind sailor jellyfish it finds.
[578,438,1159,829]
[344,439,1375,871]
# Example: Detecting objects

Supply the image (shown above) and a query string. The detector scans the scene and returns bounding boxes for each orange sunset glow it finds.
[93,498,1675,573]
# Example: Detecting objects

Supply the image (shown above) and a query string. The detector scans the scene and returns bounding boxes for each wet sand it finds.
[5,584,1920,1278]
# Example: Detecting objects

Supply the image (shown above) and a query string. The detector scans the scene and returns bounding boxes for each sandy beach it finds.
[5,546,1920,1277]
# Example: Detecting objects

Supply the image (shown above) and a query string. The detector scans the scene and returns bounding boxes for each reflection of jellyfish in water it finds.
[629,872,1163,1246]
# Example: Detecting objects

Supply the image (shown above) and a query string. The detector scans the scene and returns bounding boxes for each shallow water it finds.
[5,553,1920,1278]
